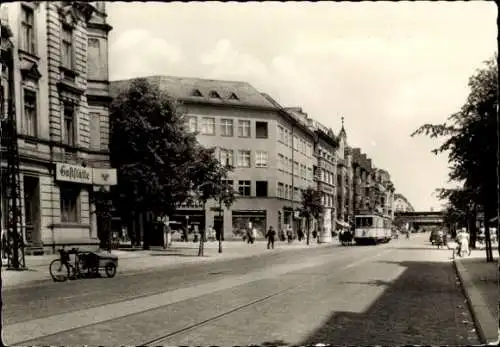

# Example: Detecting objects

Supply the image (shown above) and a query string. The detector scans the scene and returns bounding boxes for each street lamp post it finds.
[218,195,223,253]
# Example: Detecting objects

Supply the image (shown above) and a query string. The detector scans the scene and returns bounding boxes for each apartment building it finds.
[312,127,338,241]
[110,76,316,240]
[0,2,114,253]
[351,147,373,214]
[393,193,415,213]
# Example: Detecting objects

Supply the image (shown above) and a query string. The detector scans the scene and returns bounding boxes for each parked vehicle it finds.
[49,247,118,282]
[429,230,443,245]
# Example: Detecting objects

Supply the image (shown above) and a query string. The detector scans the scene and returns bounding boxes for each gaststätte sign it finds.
[55,163,93,184]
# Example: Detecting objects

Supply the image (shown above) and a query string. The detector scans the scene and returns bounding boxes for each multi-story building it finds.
[335,119,350,227]
[110,76,316,240]
[393,193,414,213]
[312,126,338,241]
[351,147,373,215]
[0,2,114,254]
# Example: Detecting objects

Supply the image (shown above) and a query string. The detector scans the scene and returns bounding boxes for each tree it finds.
[412,55,498,261]
[110,79,200,249]
[300,187,324,245]
[188,147,237,256]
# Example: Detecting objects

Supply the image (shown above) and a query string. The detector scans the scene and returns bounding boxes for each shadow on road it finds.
[300,259,479,346]
[391,247,450,251]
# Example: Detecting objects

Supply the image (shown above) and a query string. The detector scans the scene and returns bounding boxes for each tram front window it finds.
[355,217,373,228]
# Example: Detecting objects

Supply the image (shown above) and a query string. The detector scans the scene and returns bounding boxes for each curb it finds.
[454,259,499,345]
[2,242,337,289]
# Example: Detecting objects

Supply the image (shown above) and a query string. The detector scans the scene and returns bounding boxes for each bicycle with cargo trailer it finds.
[49,247,118,282]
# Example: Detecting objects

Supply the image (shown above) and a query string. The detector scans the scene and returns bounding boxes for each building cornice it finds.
[87,22,113,33]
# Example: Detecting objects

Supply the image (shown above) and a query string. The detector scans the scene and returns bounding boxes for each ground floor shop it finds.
[0,161,116,254]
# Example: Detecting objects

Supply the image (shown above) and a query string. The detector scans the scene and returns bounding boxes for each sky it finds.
[106,1,497,211]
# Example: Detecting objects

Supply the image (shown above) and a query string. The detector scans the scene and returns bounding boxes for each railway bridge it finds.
[394,211,444,231]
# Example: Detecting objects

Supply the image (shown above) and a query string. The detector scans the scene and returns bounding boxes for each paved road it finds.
[3,235,479,346]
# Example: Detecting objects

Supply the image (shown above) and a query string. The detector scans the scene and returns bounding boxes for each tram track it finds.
[140,248,392,346]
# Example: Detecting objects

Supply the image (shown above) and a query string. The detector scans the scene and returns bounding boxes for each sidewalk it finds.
[1,239,337,289]
[454,249,499,345]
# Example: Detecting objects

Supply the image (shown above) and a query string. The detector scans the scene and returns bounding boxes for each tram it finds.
[354,213,392,244]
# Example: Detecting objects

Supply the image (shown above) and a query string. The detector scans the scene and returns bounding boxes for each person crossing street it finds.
[266,226,276,249]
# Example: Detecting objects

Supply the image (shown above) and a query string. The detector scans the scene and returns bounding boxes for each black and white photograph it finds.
[0,1,498,346]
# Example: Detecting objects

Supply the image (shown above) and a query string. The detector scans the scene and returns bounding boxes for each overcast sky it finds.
[107,1,497,211]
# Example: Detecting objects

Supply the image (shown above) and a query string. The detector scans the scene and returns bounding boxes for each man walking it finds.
[266,226,276,249]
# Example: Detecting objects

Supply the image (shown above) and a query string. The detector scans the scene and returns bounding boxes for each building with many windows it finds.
[393,193,414,213]
[110,76,316,240]
[0,2,114,254]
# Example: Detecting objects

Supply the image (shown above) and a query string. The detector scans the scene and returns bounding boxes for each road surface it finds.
[2,234,479,346]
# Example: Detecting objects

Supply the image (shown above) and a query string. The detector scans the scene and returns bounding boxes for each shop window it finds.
[256,181,268,197]
[255,121,268,138]
[186,116,198,133]
[60,184,80,223]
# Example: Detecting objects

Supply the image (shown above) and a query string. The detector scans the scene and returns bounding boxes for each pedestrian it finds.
[266,226,276,249]
[286,225,293,243]
[251,227,257,244]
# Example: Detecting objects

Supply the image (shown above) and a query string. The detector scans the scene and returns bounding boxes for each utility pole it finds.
[1,23,25,269]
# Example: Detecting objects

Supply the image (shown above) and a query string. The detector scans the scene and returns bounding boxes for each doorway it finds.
[23,176,40,245]
[213,215,224,241]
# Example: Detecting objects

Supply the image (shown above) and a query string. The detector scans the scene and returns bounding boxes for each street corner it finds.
[454,256,498,345]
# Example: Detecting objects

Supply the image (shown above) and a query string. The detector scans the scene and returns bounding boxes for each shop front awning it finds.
[335,220,350,228]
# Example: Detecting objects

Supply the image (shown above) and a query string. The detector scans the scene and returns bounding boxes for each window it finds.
[87,38,102,79]
[294,161,299,175]
[255,121,268,138]
[90,112,100,149]
[60,184,80,223]
[294,187,300,201]
[219,148,234,166]
[229,93,239,100]
[23,89,37,137]
[278,126,284,142]
[238,180,251,196]
[63,103,76,146]
[201,117,215,135]
[237,150,251,167]
[62,26,74,69]
[256,181,268,197]
[255,151,268,168]
[278,154,284,170]
[284,129,288,146]
[209,91,221,98]
[288,158,292,172]
[277,182,284,198]
[238,120,251,137]
[288,131,293,147]
[187,116,197,133]
[21,6,35,54]
[284,185,289,200]
[293,135,299,150]
[220,118,234,137]
[192,89,203,97]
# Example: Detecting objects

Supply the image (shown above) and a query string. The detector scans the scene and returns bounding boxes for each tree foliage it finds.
[188,147,238,256]
[300,187,324,245]
[412,55,498,261]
